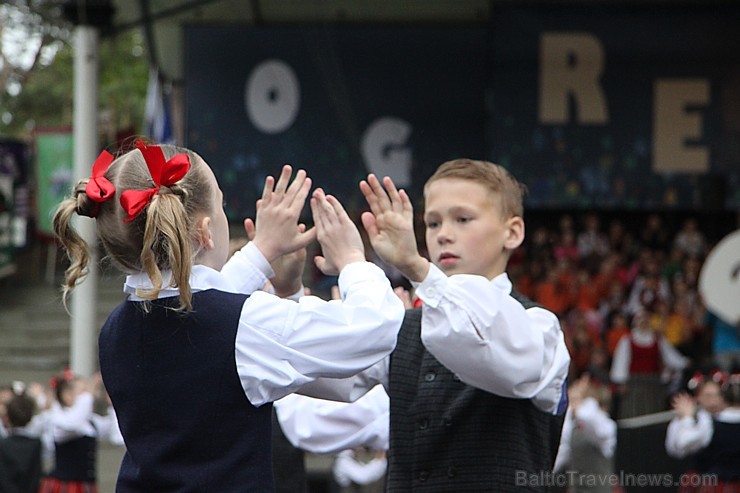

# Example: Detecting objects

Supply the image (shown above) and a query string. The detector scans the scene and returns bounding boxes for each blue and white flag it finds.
[144,68,173,144]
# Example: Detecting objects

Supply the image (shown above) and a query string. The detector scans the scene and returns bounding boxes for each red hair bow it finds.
[120,141,191,222]
[84,150,116,216]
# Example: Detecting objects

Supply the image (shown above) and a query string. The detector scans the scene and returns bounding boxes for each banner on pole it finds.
[35,130,74,236]
[0,138,30,279]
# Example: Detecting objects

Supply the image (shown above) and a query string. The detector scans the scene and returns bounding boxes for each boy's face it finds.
[423,178,523,280]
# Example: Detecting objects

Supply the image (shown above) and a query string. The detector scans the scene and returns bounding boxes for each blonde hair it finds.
[423,159,527,219]
[52,144,213,312]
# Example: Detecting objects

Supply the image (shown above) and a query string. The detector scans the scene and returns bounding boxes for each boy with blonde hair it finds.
[293,159,570,492]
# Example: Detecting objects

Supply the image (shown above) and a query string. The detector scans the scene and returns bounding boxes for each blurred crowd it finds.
[506,212,739,419]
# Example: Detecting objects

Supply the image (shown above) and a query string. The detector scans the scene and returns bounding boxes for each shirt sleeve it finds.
[274,385,390,454]
[91,406,125,447]
[219,242,274,294]
[235,262,405,406]
[609,336,632,384]
[295,358,389,403]
[572,397,618,459]
[414,264,570,414]
[658,337,690,370]
[664,410,713,459]
[332,450,387,487]
[49,392,95,442]
[553,408,573,472]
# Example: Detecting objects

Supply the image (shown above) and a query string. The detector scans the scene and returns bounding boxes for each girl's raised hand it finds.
[251,165,316,262]
[310,188,365,275]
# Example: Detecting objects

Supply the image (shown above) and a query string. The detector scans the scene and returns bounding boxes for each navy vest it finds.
[694,420,740,481]
[99,290,274,492]
[387,297,565,492]
[50,435,96,482]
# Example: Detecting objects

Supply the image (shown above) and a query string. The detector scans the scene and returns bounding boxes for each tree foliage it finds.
[1,1,149,141]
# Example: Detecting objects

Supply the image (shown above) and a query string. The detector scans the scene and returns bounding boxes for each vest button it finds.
[419,471,429,481]
[447,466,457,478]
[444,417,452,427]
[453,374,461,381]
[418,418,428,430]
[424,372,436,382]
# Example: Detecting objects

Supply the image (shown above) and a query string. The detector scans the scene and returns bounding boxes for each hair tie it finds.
[687,371,704,391]
[84,150,116,217]
[120,140,191,223]
[711,369,729,387]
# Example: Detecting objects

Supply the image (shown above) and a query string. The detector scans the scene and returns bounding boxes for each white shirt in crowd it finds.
[553,397,618,472]
[332,449,387,488]
[610,328,690,384]
[665,407,740,459]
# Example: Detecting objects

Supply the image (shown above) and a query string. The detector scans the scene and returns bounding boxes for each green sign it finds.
[36,131,74,236]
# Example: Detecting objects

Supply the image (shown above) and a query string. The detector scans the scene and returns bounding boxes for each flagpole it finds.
[70,25,100,378]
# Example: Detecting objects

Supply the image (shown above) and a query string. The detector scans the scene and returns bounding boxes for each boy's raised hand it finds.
[360,174,429,282]
[251,165,316,263]
[310,188,365,275]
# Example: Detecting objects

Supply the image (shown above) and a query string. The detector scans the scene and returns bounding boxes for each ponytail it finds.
[52,179,97,310]
[138,190,194,311]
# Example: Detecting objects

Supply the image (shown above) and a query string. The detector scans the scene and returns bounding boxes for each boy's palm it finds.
[311,189,366,275]
[360,174,419,269]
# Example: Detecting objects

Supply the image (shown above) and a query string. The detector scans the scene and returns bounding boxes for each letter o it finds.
[245,59,300,134]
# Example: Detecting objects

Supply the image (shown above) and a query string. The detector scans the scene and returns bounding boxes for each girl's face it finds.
[198,165,230,270]
[697,382,725,415]
[60,379,83,407]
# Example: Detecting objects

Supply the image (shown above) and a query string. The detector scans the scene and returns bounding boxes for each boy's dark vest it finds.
[387,296,565,493]
[99,290,274,493]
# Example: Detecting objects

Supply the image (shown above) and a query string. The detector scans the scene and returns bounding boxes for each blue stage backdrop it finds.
[488,4,740,210]
[185,9,740,221]
[185,25,486,220]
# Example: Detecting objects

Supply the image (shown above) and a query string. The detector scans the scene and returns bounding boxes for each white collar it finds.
[123,264,240,300]
[717,407,740,423]
[491,272,513,294]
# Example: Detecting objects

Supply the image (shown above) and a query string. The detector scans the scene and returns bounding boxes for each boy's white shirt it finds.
[274,385,390,454]
[298,263,570,415]
[553,397,618,472]
[122,242,405,407]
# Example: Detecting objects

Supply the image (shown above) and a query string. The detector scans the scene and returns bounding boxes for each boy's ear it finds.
[504,216,525,250]
[195,215,214,250]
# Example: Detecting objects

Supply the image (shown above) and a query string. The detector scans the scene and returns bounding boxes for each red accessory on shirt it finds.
[120,140,190,222]
[84,150,116,216]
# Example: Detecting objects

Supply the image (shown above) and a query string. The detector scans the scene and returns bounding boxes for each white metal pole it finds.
[70,25,100,377]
